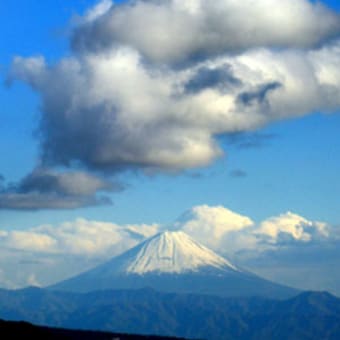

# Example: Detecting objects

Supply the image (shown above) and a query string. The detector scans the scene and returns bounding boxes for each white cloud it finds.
[172,206,331,257]
[0,218,159,257]
[4,231,57,252]
[0,218,159,288]
[174,205,254,249]
[0,207,330,260]
[82,0,113,23]
[257,211,329,243]
[72,0,340,63]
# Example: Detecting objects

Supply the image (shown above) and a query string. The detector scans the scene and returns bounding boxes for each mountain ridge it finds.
[0,287,339,340]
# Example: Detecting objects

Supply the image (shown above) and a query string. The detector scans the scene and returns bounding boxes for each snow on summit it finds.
[122,231,239,274]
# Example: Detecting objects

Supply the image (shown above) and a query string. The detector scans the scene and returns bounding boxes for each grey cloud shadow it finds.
[237,82,282,106]
[0,169,123,211]
[184,64,242,94]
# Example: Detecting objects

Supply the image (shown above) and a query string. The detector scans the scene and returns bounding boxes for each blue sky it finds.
[1,0,340,293]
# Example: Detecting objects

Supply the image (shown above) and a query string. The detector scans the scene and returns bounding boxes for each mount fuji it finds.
[49,231,298,299]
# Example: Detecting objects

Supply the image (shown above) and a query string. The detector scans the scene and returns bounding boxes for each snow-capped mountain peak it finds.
[117,230,239,274]
[50,230,298,299]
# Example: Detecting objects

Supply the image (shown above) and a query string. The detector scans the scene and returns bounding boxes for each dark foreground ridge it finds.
[0,319,188,340]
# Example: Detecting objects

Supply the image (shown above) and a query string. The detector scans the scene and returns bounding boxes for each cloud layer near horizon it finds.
[0,204,337,291]
[0,218,159,288]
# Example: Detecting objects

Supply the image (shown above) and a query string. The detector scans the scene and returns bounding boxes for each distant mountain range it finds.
[50,231,297,299]
[0,287,339,339]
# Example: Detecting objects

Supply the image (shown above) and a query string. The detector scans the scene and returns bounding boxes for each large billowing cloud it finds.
[8,0,340,178]
[0,168,121,210]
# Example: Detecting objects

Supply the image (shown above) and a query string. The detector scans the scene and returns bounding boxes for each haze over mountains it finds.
[50,231,297,299]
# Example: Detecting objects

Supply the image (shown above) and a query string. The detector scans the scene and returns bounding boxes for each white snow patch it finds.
[120,231,239,274]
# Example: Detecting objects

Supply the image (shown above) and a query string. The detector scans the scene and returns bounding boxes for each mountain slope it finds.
[50,231,297,299]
